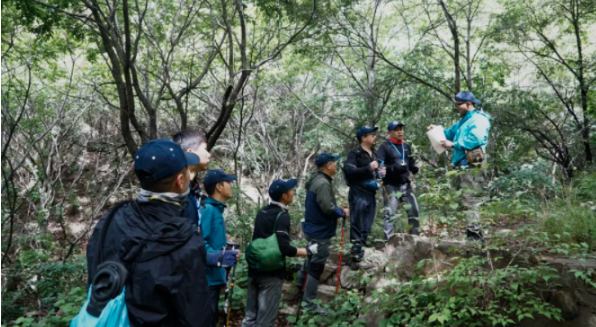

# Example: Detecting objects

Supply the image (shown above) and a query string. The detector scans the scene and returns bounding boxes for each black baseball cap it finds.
[356,126,379,140]
[269,178,298,201]
[387,121,405,131]
[315,153,341,167]
[134,139,200,184]
[203,169,237,186]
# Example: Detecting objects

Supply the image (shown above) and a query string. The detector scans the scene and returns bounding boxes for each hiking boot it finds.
[350,259,374,271]
[305,304,327,316]
[408,218,420,236]
[466,225,484,244]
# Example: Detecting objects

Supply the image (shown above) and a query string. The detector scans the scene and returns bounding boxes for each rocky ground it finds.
[269,233,596,327]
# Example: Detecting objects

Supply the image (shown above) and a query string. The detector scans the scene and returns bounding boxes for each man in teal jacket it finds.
[200,169,237,327]
[428,91,491,242]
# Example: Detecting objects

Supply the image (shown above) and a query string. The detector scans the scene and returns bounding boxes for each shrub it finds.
[370,256,562,327]
[541,205,596,251]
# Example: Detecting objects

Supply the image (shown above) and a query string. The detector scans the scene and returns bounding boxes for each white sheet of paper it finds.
[427,126,447,154]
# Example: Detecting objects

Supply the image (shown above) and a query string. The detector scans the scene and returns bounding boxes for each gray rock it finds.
[552,291,580,320]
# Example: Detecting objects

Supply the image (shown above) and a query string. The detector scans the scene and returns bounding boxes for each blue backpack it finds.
[71,201,132,327]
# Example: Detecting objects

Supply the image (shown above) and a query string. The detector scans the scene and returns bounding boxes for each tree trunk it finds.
[438,0,461,94]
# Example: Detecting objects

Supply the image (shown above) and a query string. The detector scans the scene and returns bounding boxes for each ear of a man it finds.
[216,181,225,193]
[174,171,185,190]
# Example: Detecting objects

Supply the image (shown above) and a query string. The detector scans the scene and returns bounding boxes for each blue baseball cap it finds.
[204,169,237,186]
[454,91,481,105]
[134,139,200,184]
[356,126,379,140]
[316,153,341,167]
[269,178,298,201]
[387,121,405,131]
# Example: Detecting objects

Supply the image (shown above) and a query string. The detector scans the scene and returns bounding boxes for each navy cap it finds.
[134,139,200,184]
[204,169,237,186]
[454,91,481,105]
[356,126,379,140]
[316,153,341,167]
[387,121,405,131]
[269,178,298,201]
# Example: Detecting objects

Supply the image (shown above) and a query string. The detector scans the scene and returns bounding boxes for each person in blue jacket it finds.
[428,91,491,242]
[200,169,238,327]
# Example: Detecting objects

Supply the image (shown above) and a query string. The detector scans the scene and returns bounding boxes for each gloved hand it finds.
[220,250,239,267]
[411,165,420,175]
[306,242,318,256]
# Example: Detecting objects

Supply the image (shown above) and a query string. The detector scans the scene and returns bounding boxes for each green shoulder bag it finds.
[246,212,285,272]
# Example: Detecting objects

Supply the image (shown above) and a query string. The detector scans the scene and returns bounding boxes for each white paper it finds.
[427,126,447,154]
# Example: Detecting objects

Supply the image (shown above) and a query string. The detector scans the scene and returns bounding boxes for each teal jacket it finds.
[199,197,227,286]
[444,110,491,165]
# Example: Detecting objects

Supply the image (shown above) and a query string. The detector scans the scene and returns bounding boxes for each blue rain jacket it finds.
[199,197,228,286]
[444,110,491,165]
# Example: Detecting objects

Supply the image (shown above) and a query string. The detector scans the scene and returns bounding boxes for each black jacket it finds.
[343,146,378,193]
[248,204,297,279]
[377,140,419,186]
[86,199,213,327]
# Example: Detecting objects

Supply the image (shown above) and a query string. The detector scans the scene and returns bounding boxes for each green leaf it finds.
[449,203,459,210]
[428,313,439,323]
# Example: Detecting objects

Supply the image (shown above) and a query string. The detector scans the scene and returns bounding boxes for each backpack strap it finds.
[197,194,208,225]
[96,200,130,265]
[272,211,284,234]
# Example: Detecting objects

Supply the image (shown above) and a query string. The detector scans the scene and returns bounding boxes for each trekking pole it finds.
[336,206,348,294]
[224,243,240,327]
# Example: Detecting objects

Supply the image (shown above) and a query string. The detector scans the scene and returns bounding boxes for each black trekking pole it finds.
[295,252,311,325]
[223,242,240,327]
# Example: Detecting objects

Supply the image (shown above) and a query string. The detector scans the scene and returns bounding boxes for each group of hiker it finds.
[78,91,491,327]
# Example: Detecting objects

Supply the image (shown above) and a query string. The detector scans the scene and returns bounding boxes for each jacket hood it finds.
[204,197,226,210]
[475,109,491,122]
[306,171,330,190]
[467,109,491,123]
[118,200,197,263]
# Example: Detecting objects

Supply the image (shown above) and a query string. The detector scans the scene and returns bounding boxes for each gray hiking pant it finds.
[454,164,486,231]
[382,183,420,239]
[296,237,331,307]
[241,275,283,327]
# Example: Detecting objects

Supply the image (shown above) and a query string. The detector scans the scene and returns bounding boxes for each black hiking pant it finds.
[349,187,376,262]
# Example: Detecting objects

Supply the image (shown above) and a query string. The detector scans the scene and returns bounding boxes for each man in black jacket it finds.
[86,139,214,327]
[242,179,310,327]
[377,121,421,238]
[344,126,386,270]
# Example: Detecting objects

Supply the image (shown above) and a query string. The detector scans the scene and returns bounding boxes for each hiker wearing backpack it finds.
[428,91,491,243]
[200,169,239,327]
[344,126,386,270]
[83,139,213,326]
[297,153,349,313]
[242,179,313,327]
[377,121,421,238]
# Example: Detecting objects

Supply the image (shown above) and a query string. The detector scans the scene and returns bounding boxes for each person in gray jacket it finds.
[297,153,349,313]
